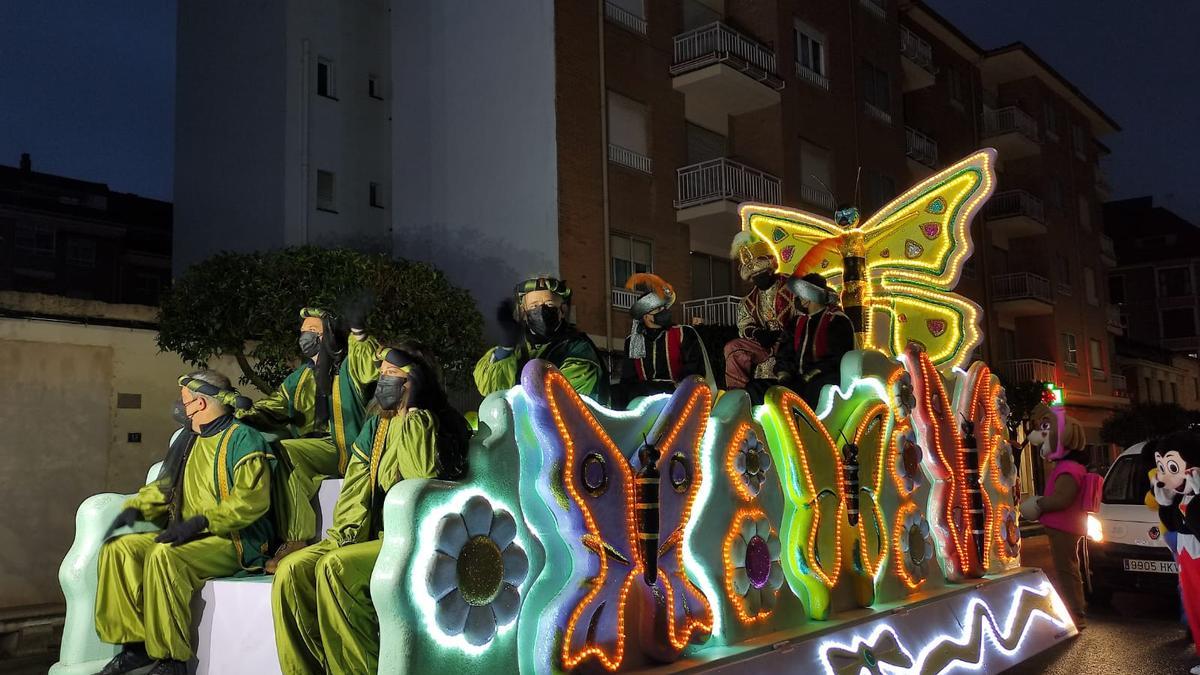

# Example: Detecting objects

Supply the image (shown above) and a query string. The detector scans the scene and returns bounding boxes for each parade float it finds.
[52,149,1076,674]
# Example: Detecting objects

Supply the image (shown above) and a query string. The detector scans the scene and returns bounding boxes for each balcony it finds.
[604,1,646,35]
[991,272,1054,326]
[608,144,652,174]
[859,0,887,20]
[800,183,836,213]
[1106,304,1124,335]
[997,358,1058,386]
[1100,234,1117,266]
[981,106,1041,160]
[1111,373,1128,397]
[611,287,637,310]
[1162,336,1200,353]
[676,158,781,256]
[905,127,938,171]
[671,22,784,134]
[682,295,741,327]
[899,25,935,91]
[985,189,1047,249]
[795,61,830,91]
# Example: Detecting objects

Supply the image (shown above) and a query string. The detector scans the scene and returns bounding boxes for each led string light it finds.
[721,507,781,625]
[725,422,758,502]
[682,422,727,640]
[853,402,892,581]
[891,502,924,591]
[782,390,846,590]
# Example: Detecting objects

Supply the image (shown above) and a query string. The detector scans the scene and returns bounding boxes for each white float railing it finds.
[682,295,741,326]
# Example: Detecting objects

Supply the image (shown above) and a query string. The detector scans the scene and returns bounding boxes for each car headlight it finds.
[1087,513,1103,542]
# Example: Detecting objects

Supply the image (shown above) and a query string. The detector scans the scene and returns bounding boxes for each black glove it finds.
[106,507,141,537]
[496,299,523,349]
[754,329,781,349]
[155,515,209,546]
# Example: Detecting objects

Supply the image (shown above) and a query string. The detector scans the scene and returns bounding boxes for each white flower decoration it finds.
[995,442,1018,489]
[427,496,529,646]
[995,390,1011,428]
[1002,508,1021,558]
[895,430,924,493]
[733,430,773,498]
[727,513,785,618]
[900,511,935,582]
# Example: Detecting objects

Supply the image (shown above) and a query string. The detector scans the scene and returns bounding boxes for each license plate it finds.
[1123,559,1179,574]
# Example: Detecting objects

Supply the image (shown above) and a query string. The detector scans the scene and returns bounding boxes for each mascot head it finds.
[1143,430,1200,498]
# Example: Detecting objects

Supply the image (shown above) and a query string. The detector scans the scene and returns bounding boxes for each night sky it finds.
[0,1,1196,223]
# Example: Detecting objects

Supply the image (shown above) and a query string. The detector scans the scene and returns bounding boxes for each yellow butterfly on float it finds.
[740,149,997,369]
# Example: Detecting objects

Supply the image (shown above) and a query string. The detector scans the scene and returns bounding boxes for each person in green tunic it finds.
[94,371,275,675]
[236,306,380,571]
[474,275,609,403]
[272,341,470,675]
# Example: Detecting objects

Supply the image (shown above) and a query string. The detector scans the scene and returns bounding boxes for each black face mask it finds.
[526,305,563,338]
[651,308,673,327]
[299,331,322,358]
[375,375,406,410]
[171,399,189,427]
[752,272,776,291]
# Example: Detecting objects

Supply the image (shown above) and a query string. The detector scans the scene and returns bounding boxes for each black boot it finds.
[97,644,152,675]
[147,659,187,675]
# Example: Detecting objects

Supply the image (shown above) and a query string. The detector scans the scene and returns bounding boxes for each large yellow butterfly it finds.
[740,150,997,369]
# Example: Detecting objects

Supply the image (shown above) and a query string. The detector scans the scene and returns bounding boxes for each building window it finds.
[1072,124,1088,159]
[14,223,55,256]
[1063,333,1078,368]
[1078,195,1091,232]
[316,170,336,212]
[1162,307,1197,339]
[691,253,733,298]
[369,182,384,209]
[1089,338,1103,371]
[860,61,891,118]
[794,20,827,83]
[1042,100,1059,140]
[1109,275,1125,304]
[606,91,649,163]
[863,171,896,214]
[611,233,652,288]
[67,238,96,268]
[945,67,965,107]
[1157,266,1192,297]
[1056,254,1071,293]
[1172,381,1179,403]
[134,271,163,302]
[1084,266,1098,306]
[368,73,383,100]
[1160,380,1167,402]
[317,57,336,99]
[685,122,726,165]
[799,140,834,209]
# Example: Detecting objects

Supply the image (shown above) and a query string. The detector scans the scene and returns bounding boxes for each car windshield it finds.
[1103,454,1151,505]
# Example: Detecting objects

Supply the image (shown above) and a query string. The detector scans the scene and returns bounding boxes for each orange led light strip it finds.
[722,507,780,625]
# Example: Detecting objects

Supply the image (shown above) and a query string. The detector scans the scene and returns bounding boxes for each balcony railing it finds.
[1100,234,1116,260]
[801,183,836,212]
[682,295,741,326]
[997,358,1057,385]
[864,101,892,125]
[899,25,934,73]
[859,0,887,20]
[795,61,830,90]
[987,189,1045,223]
[982,106,1040,143]
[608,143,653,174]
[905,127,938,168]
[671,21,779,83]
[991,272,1053,304]
[1111,373,1128,395]
[675,158,781,209]
[604,1,647,35]
[612,287,637,310]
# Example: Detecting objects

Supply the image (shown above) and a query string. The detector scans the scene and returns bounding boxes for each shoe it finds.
[264,540,309,574]
[147,659,187,675]
[1189,665,1200,675]
[97,645,152,675]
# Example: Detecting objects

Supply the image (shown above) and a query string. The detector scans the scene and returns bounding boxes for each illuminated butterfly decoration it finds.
[820,626,915,675]
[762,387,891,621]
[902,343,986,581]
[740,149,997,369]
[521,361,713,671]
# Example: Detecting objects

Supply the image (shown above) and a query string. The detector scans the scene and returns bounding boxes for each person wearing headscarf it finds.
[94,371,274,675]
[236,306,380,571]
[473,275,609,403]
[272,342,470,675]
[613,272,711,408]
[773,272,855,406]
[723,232,799,392]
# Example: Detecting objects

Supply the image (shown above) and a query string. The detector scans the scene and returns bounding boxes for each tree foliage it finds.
[157,247,484,394]
[1100,402,1200,448]
[999,380,1051,435]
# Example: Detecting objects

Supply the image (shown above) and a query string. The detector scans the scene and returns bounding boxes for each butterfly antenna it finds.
[811,174,837,207]
[853,166,862,209]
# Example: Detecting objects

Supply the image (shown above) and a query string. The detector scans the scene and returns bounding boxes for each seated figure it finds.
[272,341,471,675]
[94,371,275,675]
[776,273,854,406]
[723,232,798,399]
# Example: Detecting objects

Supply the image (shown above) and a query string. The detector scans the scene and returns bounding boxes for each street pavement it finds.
[1005,534,1195,674]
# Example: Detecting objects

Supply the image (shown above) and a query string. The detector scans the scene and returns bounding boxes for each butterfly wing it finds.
[861,150,997,290]
[849,400,891,594]
[874,276,983,369]
[741,202,845,279]
[522,362,641,671]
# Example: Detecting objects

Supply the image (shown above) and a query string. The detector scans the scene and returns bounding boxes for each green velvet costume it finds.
[95,417,274,662]
[237,334,379,542]
[473,330,608,403]
[272,409,439,675]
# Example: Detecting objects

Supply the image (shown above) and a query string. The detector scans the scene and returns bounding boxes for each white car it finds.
[1084,442,1179,603]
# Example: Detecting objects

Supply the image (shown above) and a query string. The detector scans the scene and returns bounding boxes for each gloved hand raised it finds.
[496,299,524,349]
[106,507,141,538]
[155,515,209,547]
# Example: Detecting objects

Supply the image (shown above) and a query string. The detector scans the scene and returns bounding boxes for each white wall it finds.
[390,0,560,340]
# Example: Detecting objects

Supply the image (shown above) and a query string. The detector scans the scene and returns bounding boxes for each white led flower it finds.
[995,441,1018,489]
[895,430,924,493]
[727,513,785,618]
[900,511,935,582]
[994,389,1012,428]
[733,430,773,498]
[427,496,529,647]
